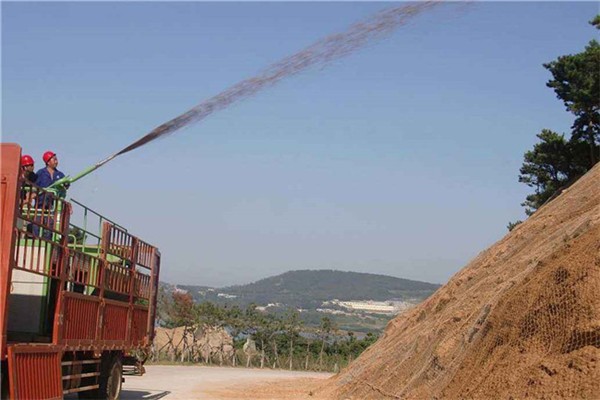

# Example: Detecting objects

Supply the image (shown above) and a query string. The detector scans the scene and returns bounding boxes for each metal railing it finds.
[67,198,126,258]
[11,179,159,346]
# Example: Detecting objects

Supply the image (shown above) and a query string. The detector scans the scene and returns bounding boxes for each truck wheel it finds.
[101,356,123,400]
[79,355,122,400]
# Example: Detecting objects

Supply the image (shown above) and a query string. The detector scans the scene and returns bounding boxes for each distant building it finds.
[322,299,414,315]
[316,308,350,315]
[255,303,282,312]
[217,293,238,299]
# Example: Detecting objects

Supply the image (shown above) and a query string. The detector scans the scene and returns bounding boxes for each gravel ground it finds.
[119,365,333,399]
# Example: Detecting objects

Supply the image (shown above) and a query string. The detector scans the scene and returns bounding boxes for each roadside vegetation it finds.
[152,289,379,372]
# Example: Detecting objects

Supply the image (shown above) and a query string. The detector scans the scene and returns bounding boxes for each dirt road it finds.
[119,365,333,399]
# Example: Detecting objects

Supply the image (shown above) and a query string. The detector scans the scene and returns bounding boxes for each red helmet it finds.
[43,151,56,164]
[21,154,34,167]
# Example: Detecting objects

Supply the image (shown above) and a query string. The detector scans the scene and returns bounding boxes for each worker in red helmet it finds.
[36,151,66,190]
[37,151,68,201]
[34,151,67,239]
[20,154,37,182]
[20,154,38,206]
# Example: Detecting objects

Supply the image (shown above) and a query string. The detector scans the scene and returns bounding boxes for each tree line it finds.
[511,15,599,229]
[154,289,378,372]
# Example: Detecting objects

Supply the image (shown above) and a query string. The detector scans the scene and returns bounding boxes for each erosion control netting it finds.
[317,164,600,399]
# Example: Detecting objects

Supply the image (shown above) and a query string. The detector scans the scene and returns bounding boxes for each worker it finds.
[36,151,66,190]
[34,151,67,239]
[20,154,37,206]
[20,154,37,182]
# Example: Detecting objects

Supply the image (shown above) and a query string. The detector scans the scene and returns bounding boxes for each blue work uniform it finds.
[33,167,66,239]
[36,167,66,189]
[35,168,66,208]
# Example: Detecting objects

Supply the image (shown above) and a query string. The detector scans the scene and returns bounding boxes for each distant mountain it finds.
[177,269,440,310]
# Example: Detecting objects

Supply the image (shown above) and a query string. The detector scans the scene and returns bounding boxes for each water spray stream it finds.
[51,1,447,190]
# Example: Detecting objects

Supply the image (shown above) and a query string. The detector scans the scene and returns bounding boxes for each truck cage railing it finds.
[68,198,126,257]
[10,178,159,346]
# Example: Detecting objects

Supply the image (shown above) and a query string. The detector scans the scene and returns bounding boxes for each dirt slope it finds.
[315,164,600,399]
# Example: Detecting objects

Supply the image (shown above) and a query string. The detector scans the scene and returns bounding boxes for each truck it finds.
[1,143,161,399]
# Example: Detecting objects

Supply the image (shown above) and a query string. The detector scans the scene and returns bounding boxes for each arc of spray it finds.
[92,1,443,171]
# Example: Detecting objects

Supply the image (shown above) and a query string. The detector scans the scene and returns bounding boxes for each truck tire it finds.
[79,355,122,400]
[101,356,123,400]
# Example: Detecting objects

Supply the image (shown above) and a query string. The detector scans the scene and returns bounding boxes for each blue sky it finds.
[2,2,598,287]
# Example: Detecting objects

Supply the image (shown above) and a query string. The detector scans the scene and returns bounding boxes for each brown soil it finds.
[202,377,330,400]
[236,164,600,399]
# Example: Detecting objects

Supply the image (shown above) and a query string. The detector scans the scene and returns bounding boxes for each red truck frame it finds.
[1,143,161,399]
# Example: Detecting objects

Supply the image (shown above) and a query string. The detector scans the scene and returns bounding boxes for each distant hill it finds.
[177,269,440,310]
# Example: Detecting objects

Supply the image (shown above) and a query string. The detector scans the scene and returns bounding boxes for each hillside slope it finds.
[180,270,440,309]
[223,269,438,301]
[316,164,600,398]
